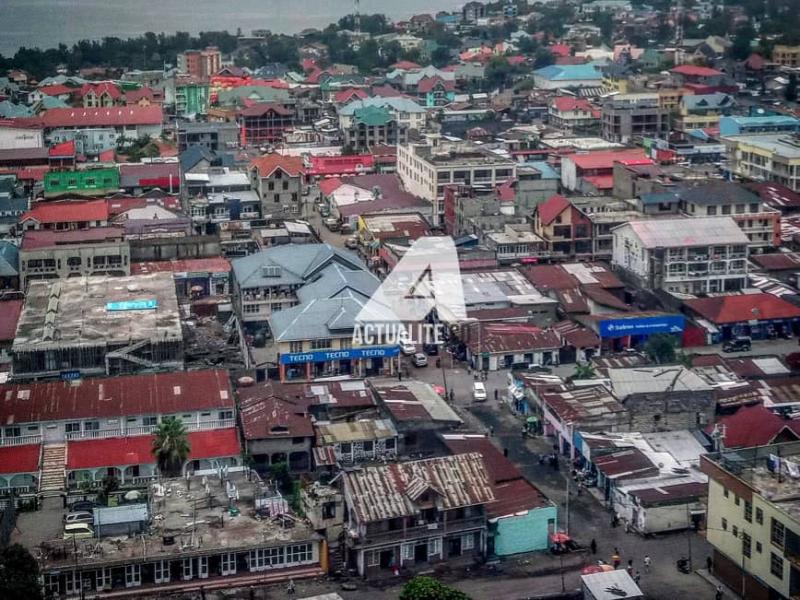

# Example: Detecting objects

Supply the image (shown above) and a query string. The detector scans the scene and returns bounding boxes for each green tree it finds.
[152,416,191,477]
[0,544,43,600]
[399,576,471,600]
[730,24,757,61]
[573,363,597,379]
[644,333,678,364]
[269,461,293,495]
[785,73,798,102]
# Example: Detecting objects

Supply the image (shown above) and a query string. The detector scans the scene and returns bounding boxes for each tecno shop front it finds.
[278,346,400,381]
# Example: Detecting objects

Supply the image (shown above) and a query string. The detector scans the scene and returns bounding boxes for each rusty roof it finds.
[540,386,627,424]
[343,453,494,523]
[628,481,708,506]
[593,448,659,481]
[315,419,397,445]
[238,394,314,440]
[470,323,562,355]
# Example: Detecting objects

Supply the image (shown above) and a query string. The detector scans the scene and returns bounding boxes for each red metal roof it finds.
[472,323,562,354]
[0,299,23,343]
[0,370,234,425]
[551,96,596,113]
[582,174,614,190]
[537,194,571,226]
[629,481,708,506]
[0,444,40,475]
[705,404,800,448]
[417,76,456,93]
[38,84,75,97]
[684,293,800,324]
[48,139,76,158]
[550,43,572,57]
[568,149,650,170]
[67,428,240,470]
[20,199,109,224]
[593,448,659,480]
[130,257,231,275]
[307,154,375,176]
[751,253,800,271]
[671,65,723,77]
[37,105,163,128]
[20,226,125,250]
[238,394,314,440]
[333,88,368,104]
[78,82,123,100]
[249,153,305,178]
[318,177,343,196]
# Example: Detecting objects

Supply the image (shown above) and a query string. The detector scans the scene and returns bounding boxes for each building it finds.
[611,217,750,294]
[238,103,295,145]
[684,293,800,342]
[560,149,651,193]
[600,93,670,144]
[462,1,487,22]
[315,419,399,466]
[17,199,110,232]
[19,227,130,289]
[249,153,305,218]
[483,224,549,264]
[79,82,123,108]
[723,133,800,193]
[673,92,735,133]
[337,97,427,132]
[177,121,239,152]
[701,441,800,599]
[548,96,600,131]
[12,272,183,379]
[442,434,557,557]
[772,44,800,67]
[342,453,494,577]
[719,115,800,137]
[177,46,222,79]
[342,106,409,153]
[675,182,782,249]
[174,77,210,117]
[43,167,120,198]
[463,323,562,372]
[532,64,603,90]
[36,105,163,139]
[397,140,515,225]
[532,194,593,258]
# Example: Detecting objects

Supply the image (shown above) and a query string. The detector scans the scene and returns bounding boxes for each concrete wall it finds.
[130,235,221,261]
[493,504,556,556]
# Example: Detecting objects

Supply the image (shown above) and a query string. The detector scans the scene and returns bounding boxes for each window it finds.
[462,532,475,551]
[401,543,414,561]
[219,410,234,420]
[363,441,374,453]
[742,533,752,558]
[84,420,99,431]
[756,507,763,525]
[428,537,442,556]
[340,442,352,455]
[771,552,784,579]
[282,180,289,190]
[287,543,313,564]
[292,437,305,445]
[142,416,158,427]
[723,488,729,498]
[744,501,752,522]
[722,517,728,531]
[182,558,194,580]
[386,438,396,450]
[3,426,20,438]
[220,553,236,576]
[771,518,786,548]
[722,205,731,215]
[707,206,717,215]
[65,422,81,434]
[366,550,379,567]
[312,339,332,350]
[749,203,759,212]
[732,525,738,537]
[154,560,170,583]
[756,541,763,553]
[735,496,740,506]
[268,181,275,191]
[125,564,141,587]
[289,341,303,353]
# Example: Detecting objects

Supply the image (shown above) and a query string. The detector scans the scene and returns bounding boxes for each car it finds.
[472,382,487,402]
[345,236,358,249]
[63,511,94,525]
[412,353,428,367]
[324,217,340,231]
[69,500,100,513]
[723,336,752,353]
[399,340,416,355]
[63,523,95,540]
[423,343,439,356]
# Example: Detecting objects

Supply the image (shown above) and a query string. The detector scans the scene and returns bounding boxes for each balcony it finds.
[360,515,486,545]
[64,419,234,440]
[0,434,42,447]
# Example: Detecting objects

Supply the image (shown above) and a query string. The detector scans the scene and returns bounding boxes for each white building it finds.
[397,140,516,225]
[0,123,44,150]
[612,217,750,294]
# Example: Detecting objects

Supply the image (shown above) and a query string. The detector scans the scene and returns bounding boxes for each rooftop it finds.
[369,378,462,425]
[684,293,800,324]
[412,142,515,168]
[723,134,800,159]
[20,226,125,250]
[13,273,182,351]
[618,216,749,248]
[460,269,552,307]
[608,366,713,399]
[315,418,397,445]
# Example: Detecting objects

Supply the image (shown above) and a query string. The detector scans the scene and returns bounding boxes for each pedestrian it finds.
[503,447,508,457]
[494,388,498,401]
[643,554,651,573]
[590,538,597,555]
[706,555,713,573]
[715,585,723,600]
[449,389,455,403]
[398,369,402,381]
[489,426,494,436]
[287,579,296,594]
[521,426,526,439]
[612,552,621,569]
[626,559,633,576]
[633,570,641,585]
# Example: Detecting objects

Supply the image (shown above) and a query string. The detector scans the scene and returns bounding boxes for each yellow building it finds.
[658,88,683,111]
[773,45,800,67]
[723,134,800,192]
[701,442,800,599]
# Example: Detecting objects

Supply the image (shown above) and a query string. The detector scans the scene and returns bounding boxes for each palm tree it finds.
[573,362,596,380]
[152,416,190,477]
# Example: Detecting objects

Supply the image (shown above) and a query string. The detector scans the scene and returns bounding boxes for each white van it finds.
[63,523,94,540]
[473,382,487,402]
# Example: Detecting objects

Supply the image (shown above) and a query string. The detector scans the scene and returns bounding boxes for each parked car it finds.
[412,353,428,367]
[723,336,752,353]
[345,236,358,249]
[69,500,100,513]
[399,340,416,355]
[473,382,487,402]
[63,511,94,525]
[63,523,95,540]
[324,218,340,231]
[423,343,439,356]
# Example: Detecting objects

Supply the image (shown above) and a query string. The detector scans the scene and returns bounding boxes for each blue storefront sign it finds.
[279,346,400,365]
[599,315,685,338]
[60,370,81,381]
[106,299,159,311]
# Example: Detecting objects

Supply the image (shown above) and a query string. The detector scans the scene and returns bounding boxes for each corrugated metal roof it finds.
[621,216,749,248]
[94,503,148,526]
[344,453,494,523]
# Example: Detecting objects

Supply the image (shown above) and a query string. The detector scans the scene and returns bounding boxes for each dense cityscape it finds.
[4,0,800,599]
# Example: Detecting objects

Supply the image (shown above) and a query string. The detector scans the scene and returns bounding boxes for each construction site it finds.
[11,273,184,380]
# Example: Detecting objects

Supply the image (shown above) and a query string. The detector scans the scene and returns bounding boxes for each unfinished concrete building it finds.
[12,273,183,380]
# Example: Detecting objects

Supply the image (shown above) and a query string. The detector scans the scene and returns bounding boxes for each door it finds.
[124,564,141,588]
[43,424,64,443]
[198,556,209,579]
[379,549,394,569]
[414,543,428,564]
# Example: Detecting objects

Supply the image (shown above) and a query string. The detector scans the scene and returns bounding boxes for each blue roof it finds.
[534,64,602,81]
[0,242,19,277]
[726,115,799,126]
[523,161,560,180]
[640,192,679,205]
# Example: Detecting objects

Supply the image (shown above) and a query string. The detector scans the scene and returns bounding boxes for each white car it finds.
[64,511,94,525]
[413,353,428,367]
[400,340,416,355]
[473,382,487,402]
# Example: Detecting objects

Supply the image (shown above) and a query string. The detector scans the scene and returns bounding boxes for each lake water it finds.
[1,0,462,56]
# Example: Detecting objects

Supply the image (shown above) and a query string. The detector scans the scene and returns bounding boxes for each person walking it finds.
[633,570,641,585]
[494,388,498,401]
[706,555,713,573]
[715,585,723,600]
[612,552,621,570]
[643,554,651,573]
[626,559,634,576]
[590,538,597,555]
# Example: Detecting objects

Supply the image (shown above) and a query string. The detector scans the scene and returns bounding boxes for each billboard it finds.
[106,299,159,311]
[598,315,685,339]
[279,346,400,365]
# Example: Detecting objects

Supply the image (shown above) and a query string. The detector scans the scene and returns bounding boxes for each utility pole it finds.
[565,454,571,536]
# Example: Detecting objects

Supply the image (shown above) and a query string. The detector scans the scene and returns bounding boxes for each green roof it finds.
[353,105,392,126]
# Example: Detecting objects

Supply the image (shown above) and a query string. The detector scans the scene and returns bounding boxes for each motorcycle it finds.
[677,557,691,574]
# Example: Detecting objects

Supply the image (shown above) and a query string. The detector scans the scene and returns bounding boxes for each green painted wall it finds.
[493,504,557,556]
[44,167,120,197]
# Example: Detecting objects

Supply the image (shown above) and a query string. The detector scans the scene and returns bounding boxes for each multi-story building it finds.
[338,97,428,132]
[532,194,593,258]
[342,106,409,153]
[701,441,800,599]
[42,167,120,198]
[719,115,800,137]
[397,140,515,225]
[37,105,163,140]
[249,153,305,218]
[723,133,800,193]
[177,46,222,79]
[571,196,644,259]
[548,96,600,131]
[342,453,494,577]
[673,92,735,133]
[19,227,130,288]
[238,103,295,145]
[611,216,750,294]
[17,199,110,232]
[675,182,782,249]
[79,82,123,108]
[177,121,239,152]
[560,148,651,193]
[601,93,670,144]
[174,76,210,117]
[483,224,549,264]
[772,44,800,67]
